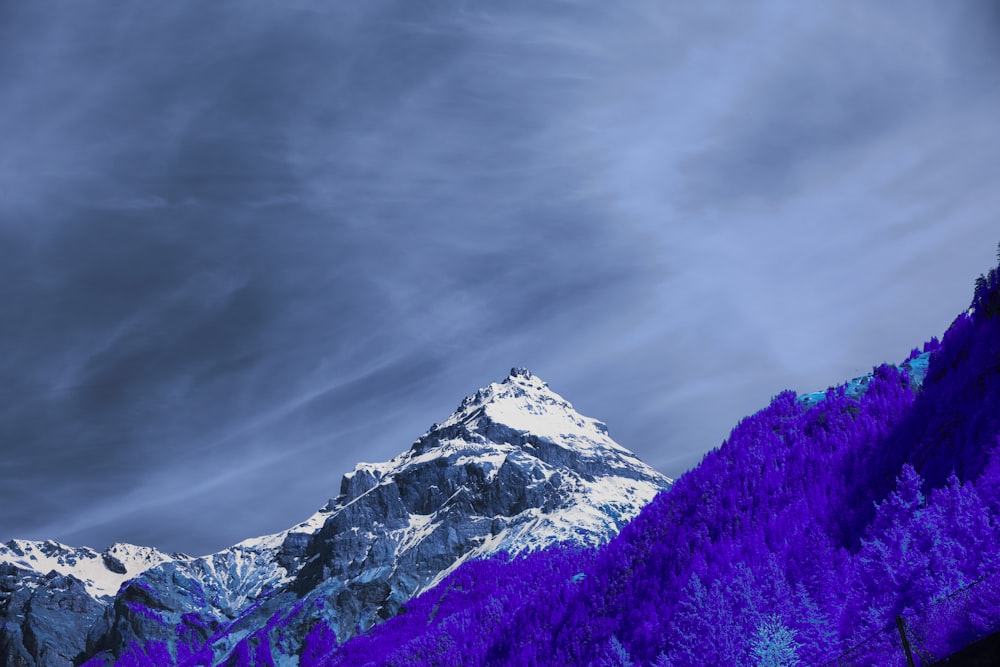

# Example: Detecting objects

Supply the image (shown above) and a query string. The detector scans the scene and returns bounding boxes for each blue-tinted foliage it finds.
[749,614,801,667]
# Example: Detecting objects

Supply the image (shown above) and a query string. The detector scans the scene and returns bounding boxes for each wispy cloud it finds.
[1,0,998,554]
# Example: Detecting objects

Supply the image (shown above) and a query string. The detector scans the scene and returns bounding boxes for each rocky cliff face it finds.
[0,542,176,666]
[1,369,671,666]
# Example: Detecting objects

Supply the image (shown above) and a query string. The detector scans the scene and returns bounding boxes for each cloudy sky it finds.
[2,0,998,556]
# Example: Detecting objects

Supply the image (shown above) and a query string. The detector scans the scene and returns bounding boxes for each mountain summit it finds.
[0,371,670,666]
[413,367,638,459]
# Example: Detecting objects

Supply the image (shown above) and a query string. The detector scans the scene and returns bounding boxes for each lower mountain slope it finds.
[316,252,1000,666]
[0,369,669,667]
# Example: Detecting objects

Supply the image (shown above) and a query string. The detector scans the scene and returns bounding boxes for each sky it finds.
[2,0,999,556]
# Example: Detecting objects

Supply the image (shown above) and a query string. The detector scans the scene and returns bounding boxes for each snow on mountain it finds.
[428,366,639,458]
[0,540,175,599]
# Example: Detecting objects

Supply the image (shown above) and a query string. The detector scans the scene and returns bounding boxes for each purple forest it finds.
[90,252,1000,666]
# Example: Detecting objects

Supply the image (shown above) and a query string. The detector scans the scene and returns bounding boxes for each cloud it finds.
[1,0,998,554]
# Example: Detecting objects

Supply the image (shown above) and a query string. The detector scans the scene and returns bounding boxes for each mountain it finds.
[0,368,670,666]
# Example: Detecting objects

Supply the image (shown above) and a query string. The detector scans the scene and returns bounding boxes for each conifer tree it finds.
[597,635,634,667]
[750,615,802,667]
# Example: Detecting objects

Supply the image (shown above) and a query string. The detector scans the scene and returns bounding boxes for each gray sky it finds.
[2,0,998,556]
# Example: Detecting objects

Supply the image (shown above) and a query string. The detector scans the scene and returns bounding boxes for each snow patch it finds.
[0,539,173,598]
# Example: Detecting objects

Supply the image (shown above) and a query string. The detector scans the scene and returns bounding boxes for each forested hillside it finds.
[299,249,1000,667]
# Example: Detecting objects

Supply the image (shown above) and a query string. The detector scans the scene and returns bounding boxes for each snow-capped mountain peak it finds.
[450,367,594,430]
[1,369,672,665]
[407,367,633,461]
